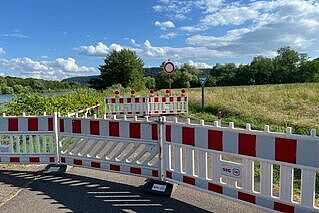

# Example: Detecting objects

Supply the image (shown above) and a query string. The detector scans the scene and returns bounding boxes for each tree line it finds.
[90,46,319,90]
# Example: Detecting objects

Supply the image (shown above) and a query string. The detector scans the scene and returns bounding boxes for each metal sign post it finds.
[198,76,208,112]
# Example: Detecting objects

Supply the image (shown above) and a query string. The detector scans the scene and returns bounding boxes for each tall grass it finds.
[183,83,319,135]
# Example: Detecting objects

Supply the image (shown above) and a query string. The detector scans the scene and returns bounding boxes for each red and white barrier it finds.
[104,96,188,116]
[58,116,160,180]
[0,114,57,164]
[1,113,319,212]
[163,118,319,213]
[147,96,188,115]
[105,97,146,116]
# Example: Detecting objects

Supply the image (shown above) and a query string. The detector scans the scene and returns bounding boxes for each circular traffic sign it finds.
[163,61,176,74]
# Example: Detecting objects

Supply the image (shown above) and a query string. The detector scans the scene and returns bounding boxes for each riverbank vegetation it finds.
[0,76,83,94]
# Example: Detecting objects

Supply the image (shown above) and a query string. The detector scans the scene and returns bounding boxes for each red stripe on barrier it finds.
[170,110,174,113]
[111,98,116,103]
[177,97,181,101]
[208,183,223,194]
[73,159,82,165]
[166,171,172,178]
[208,130,223,151]
[127,98,131,103]
[29,157,40,163]
[162,97,166,102]
[90,120,100,135]
[154,97,159,102]
[135,98,140,103]
[130,167,141,174]
[50,157,55,163]
[47,118,53,131]
[8,118,18,131]
[110,164,120,171]
[28,118,38,131]
[152,124,158,140]
[128,112,132,114]
[10,157,20,162]
[238,133,256,157]
[72,120,81,133]
[119,98,124,103]
[170,97,174,102]
[274,202,294,213]
[275,138,297,164]
[183,176,195,185]
[130,123,141,139]
[166,125,171,142]
[91,161,101,168]
[185,97,187,101]
[59,119,64,132]
[154,110,159,113]
[162,110,166,113]
[238,192,256,204]
[109,121,120,137]
[152,170,159,177]
[182,127,195,146]
[61,157,65,163]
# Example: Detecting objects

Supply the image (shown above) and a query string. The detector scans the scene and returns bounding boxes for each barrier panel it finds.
[162,118,319,213]
[0,114,57,164]
[105,97,146,116]
[58,116,160,179]
[147,96,188,115]
[104,96,188,116]
[0,113,318,212]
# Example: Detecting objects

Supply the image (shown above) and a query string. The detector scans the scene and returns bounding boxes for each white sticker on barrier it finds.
[152,184,167,192]
[219,162,242,180]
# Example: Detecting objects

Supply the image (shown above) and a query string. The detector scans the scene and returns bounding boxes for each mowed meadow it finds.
[183,82,319,135]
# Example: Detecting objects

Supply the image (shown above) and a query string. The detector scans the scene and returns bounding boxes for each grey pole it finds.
[201,85,205,112]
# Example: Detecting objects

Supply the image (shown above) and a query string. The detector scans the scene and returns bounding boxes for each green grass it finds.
[181,83,319,135]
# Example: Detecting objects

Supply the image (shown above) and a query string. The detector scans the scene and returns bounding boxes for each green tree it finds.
[144,76,156,89]
[99,49,145,90]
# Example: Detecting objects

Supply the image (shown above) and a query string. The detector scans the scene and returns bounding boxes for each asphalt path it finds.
[0,165,267,213]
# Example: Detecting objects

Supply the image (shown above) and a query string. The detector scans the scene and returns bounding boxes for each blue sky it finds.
[0,0,319,80]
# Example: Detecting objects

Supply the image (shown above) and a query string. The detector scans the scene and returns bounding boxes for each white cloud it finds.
[187,60,213,68]
[0,47,5,55]
[160,32,178,39]
[76,42,123,57]
[3,30,29,39]
[0,57,97,80]
[154,21,175,30]
[185,0,319,56]
[129,39,141,47]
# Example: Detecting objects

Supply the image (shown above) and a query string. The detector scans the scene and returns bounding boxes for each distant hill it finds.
[61,75,99,84]
[61,67,212,85]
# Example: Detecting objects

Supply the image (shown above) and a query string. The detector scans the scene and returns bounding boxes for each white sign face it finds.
[152,184,167,192]
[163,61,176,74]
[198,77,207,86]
[219,162,242,180]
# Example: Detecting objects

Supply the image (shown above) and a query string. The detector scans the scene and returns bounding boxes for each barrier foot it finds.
[43,164,68,174]
[142,178,174,197]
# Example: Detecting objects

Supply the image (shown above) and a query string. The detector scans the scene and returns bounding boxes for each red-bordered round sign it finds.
[163,61,176,74]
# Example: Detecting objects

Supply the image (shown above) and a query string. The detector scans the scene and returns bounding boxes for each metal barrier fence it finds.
[104,96,188,116]
[0,113,318,213]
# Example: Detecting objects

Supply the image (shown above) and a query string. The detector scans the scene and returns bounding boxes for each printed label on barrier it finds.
[0,146,10,153]
[219,162,242,180]
[152,184,167,192]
